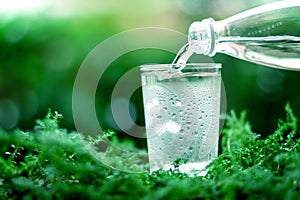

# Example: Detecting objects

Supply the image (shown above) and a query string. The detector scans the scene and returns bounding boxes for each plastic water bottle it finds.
[179,0,300,71]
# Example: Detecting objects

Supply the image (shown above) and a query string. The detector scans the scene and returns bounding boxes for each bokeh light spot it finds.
[0,99,19,129]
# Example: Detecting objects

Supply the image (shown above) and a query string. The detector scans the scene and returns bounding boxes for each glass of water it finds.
[141,63,222,176]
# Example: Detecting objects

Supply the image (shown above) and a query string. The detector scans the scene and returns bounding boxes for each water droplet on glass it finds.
[194,131,199,136]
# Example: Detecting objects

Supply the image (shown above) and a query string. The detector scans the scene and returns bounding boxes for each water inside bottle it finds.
[172,35,300,71]
[218,36,300,70]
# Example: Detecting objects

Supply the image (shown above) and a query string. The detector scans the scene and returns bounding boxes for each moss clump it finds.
[1,104,300,199]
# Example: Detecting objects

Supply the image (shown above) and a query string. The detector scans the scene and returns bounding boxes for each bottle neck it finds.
[188,18,218,56]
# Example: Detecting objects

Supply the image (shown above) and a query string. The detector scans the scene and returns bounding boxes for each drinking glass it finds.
[141,63,221,176]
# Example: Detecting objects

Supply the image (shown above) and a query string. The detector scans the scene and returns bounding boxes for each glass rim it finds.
[140,63,222,72]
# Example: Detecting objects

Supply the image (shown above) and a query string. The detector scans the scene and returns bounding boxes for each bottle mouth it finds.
[188,18,216,56]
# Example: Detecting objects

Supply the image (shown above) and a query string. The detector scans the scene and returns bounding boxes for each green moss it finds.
[1,104,300,199]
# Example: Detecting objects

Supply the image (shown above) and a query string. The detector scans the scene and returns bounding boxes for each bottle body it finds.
[188,0,300,70]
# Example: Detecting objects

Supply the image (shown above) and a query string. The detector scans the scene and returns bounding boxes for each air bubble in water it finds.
[175,100,182,106]
[170,113,176,118]
[160,99,166,104]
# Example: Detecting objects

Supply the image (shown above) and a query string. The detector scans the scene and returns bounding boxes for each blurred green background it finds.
[1,0,300,137]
